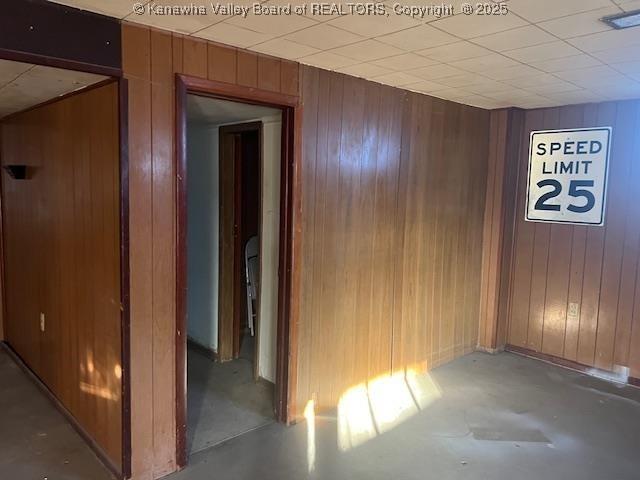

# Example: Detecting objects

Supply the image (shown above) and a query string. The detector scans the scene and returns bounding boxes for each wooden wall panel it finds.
[297,66,490,414]
[501,99,640,379]
[1,83,122,467]
[121,22,302,479]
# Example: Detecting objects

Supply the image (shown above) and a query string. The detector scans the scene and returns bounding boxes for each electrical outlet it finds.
[568,302,579,319]
[40,313,45,332]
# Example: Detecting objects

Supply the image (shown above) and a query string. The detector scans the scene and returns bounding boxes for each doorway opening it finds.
[183,93,284,457]
[0,58,130,478]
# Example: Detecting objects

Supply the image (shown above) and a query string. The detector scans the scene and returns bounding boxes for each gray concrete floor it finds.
[0,347,115,480]
[2,348,639,480]
[187,335,274,454]
[172,351,640,480]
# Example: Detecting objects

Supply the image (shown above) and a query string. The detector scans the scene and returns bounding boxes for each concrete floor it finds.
[2,348,639,480]
[187,335,274,454]
[0,347,114,480]
[171,351,640,480]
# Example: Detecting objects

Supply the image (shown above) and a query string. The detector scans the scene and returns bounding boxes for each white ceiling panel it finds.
[0,60,107,118]
[46,0,640,109]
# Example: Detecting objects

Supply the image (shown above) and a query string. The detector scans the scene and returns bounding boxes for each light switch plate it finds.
[40,312,45,332]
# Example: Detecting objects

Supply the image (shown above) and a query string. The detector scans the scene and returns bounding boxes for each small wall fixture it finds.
[3,165,27,179]
[601,9,640,29]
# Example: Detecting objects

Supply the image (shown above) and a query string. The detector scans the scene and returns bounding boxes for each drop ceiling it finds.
[187,94,281,124]
[49,0,640,109]
[0,59,108,118]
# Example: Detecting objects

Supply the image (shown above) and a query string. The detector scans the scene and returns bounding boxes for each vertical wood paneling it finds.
[257,55,281,92]
[503,99,640,377]
[297,66,490,414]
[123,22,154,480]
[1,83,121,467]
[207,43,236,84]
[237,50,258,87]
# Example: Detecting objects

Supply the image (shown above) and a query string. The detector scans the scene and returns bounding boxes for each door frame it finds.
[217,121,263,362]
[175,74,300,468]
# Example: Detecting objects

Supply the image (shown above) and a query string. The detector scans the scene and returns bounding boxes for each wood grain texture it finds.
[121,22,302,479]
[296,66,490,414]
[501,100,640,377]
[1,82,122,468]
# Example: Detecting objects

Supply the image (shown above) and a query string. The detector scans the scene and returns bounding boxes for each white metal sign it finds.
[525,127,611,226]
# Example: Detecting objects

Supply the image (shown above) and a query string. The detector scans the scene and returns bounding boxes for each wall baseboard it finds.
[0,341,123,479]
[187,337,218,362]
[475,345,505,355]
[505,344,638,388]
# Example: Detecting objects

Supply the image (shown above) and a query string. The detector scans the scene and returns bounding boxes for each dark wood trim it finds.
[506,344,595,374]
[0,341,124,479]
[1,0,121,74]
[174,73,299,466]
[0,77,117,122]
[179,75,298,108]
[175,75,188,469]
[505,344,638,388]
[276,105,296,424]
[0,48,121,78]
[118,77,132,480]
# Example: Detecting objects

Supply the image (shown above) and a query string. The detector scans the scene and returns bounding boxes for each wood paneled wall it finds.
[498,100,640,379]
[296,66,490,413]
[121,23,299,480]
[1,82,122,467]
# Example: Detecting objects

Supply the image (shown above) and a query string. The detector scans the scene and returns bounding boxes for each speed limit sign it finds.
[525,127,611,226]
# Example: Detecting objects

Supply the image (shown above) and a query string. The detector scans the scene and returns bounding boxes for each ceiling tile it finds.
[416,41,492,62]
[449,53,521,73]
[546,89,604,104]
[617,0,640,11]
[554,65,623,82]
[251,38,319,60]
[611,61,640,75]
[337,63,393,78]
[537,6,622,39]
[590,81,640,99]
[331,40,405,62]
[225,8,317,35]
[372,53,439,70]
[0,59,33,87]
[299,51,359,69]
[429,11,527,38]
[372,71,425,86]
[529,54,603,73]
[198,22,274,48]
[51,0,135,18]
[505,73,567,88]
[473,25,557,52]
[590,47,640,64]
[503,41,582,63]
[437,73,495,88]
[284,23,364,49]
[376,25,458,51]
[466,81,523,95]
[521,82,582,96]
[403,80,450,93]
[505,0,612,22]
[123,0,224,33]
[406,63,466,80]
[482,64,542,80]
[327,11,421,36]
[567,28,640,53]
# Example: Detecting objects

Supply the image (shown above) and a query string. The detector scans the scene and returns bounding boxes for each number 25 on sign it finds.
[525,127,611,226]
